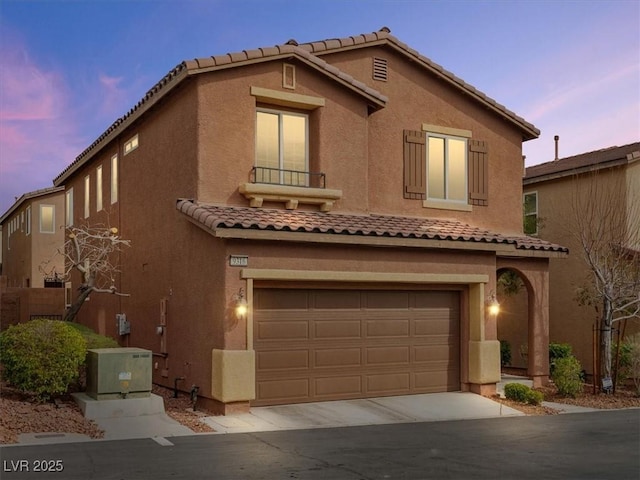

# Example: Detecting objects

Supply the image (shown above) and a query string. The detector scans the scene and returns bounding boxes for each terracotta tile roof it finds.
[525,142,640,184]
[177,199,567,254]
[54,27,538,187]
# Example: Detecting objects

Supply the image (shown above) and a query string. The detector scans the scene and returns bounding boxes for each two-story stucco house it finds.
[53,28,566,414]
[520,142,640,378]
[0,187,66,288]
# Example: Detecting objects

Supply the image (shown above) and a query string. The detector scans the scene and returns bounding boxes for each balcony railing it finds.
[250,166,326,189]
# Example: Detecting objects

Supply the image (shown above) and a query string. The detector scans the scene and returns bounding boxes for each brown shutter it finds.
[404,130,427,199]
[468,140,488,206]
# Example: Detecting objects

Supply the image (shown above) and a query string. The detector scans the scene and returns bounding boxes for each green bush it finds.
[64,322,119,351]
[525,389,544,406]
[504,383,529,402]
[551,356,583,397]
[504,383,543,405]
[549,343,573,375]
[500,340,512,367]
[0,319,87,400]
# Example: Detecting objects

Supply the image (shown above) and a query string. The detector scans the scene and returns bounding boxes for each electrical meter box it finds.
[86,348,152,400]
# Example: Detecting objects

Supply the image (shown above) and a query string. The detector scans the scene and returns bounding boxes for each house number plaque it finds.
[229,255,248,267]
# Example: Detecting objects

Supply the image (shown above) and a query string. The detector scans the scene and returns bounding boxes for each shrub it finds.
[500,340,512,367]
[504,382,543,405]
[525,389,544,406]
[551,356,583,397]
[504,383,529,402]
[623,333,640,396]
[0,319,87,400]
[549,343,573,375]
[64,322,119,351]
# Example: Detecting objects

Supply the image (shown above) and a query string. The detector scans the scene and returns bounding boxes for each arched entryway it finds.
[496,258,550,387]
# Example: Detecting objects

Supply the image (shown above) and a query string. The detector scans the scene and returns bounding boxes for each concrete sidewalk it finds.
[14,375,605,445]
[202,392,525,434]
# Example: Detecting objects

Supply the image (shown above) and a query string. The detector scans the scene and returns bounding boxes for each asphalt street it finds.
[1,409,638,480]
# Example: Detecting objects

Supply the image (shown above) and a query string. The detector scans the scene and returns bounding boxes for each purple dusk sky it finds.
[1,0,638,215]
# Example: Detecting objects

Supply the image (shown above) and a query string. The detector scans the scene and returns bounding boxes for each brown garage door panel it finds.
[257,350,309,371]
[315,376,363,397]
[258,378,310,402]
[314,319,362,339]
[254,289,461,406]
[366,372,411,394]
[366,346,410,365]
[314,348,362,368]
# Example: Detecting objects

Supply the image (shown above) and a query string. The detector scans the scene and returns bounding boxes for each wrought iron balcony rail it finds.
[250,166,326,189]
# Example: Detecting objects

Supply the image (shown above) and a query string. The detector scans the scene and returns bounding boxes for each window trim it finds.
[523,191,538,235]
[425,132,469,205]
[96,165,103,212]
[26,206,31,235]
[39,204,55,234]
[111,154,118,204]
[124,134,139,155]
[66,188,74,227]
[84,175,90,219]
[255,108,309,186]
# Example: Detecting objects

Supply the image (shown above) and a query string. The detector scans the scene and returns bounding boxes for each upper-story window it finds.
[96,165,103,212]
[255,109,308,186]
[403,126,487,211]
[523,191,538,235]
[124,134,139,155]
[40,205,55,233]
[26,206,31,235]
[66,188,74,226]
[427,134,467,203]
[84,175,90,219]
[111,154,118,204]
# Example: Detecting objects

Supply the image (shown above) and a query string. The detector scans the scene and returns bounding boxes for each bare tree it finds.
[40,223,131,322]
[571,170,640,388]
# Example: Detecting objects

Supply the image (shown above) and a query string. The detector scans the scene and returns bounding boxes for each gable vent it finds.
[373,57,388,81]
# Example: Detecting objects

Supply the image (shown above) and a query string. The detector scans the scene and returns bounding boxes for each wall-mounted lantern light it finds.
[234,288,248,320]
[487,291,500,316]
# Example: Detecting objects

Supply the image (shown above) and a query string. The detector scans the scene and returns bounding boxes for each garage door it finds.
[253,289,460,406]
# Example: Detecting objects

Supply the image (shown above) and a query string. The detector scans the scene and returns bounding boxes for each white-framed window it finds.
[26,206,31,235]
[84,175,90,218]
[40,204,55,233]
[255,109,308,186]
[66,188,74,226]
[523,191,538,235]
[111,154,118,204]
[124,134,139,155]
[427,134,468,203]
[96,165,103,212]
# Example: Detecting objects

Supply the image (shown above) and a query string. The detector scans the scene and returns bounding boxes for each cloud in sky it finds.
[0,31,83,213]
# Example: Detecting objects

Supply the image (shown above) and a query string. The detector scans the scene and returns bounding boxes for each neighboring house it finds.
[516,142,640,376]
[0,187,66,329]
[0,187,66,288]
[52,28,566,414]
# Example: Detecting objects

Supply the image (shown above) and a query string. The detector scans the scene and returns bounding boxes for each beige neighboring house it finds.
[52,28,567,414]
[0,187,66,328]
[513,142,640,376]
[0,187,66,288]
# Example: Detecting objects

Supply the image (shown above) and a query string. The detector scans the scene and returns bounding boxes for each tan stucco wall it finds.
[524,165,639,376]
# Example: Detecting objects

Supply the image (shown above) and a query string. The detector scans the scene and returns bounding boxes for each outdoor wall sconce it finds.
[156,325,165,336]
[234,288,248,320]
[487,291,500,316]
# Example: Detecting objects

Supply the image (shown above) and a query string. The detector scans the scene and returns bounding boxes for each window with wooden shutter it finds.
[403,130,427,200]
[468,139,488,206]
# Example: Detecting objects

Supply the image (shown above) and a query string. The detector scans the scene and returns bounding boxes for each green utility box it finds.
[86,348,152,400]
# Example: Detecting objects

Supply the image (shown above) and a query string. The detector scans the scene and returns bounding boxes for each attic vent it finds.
[373,57,388,81]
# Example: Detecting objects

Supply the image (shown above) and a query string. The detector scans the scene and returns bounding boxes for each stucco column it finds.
[468,283,501,395]
[528,270,550,387]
